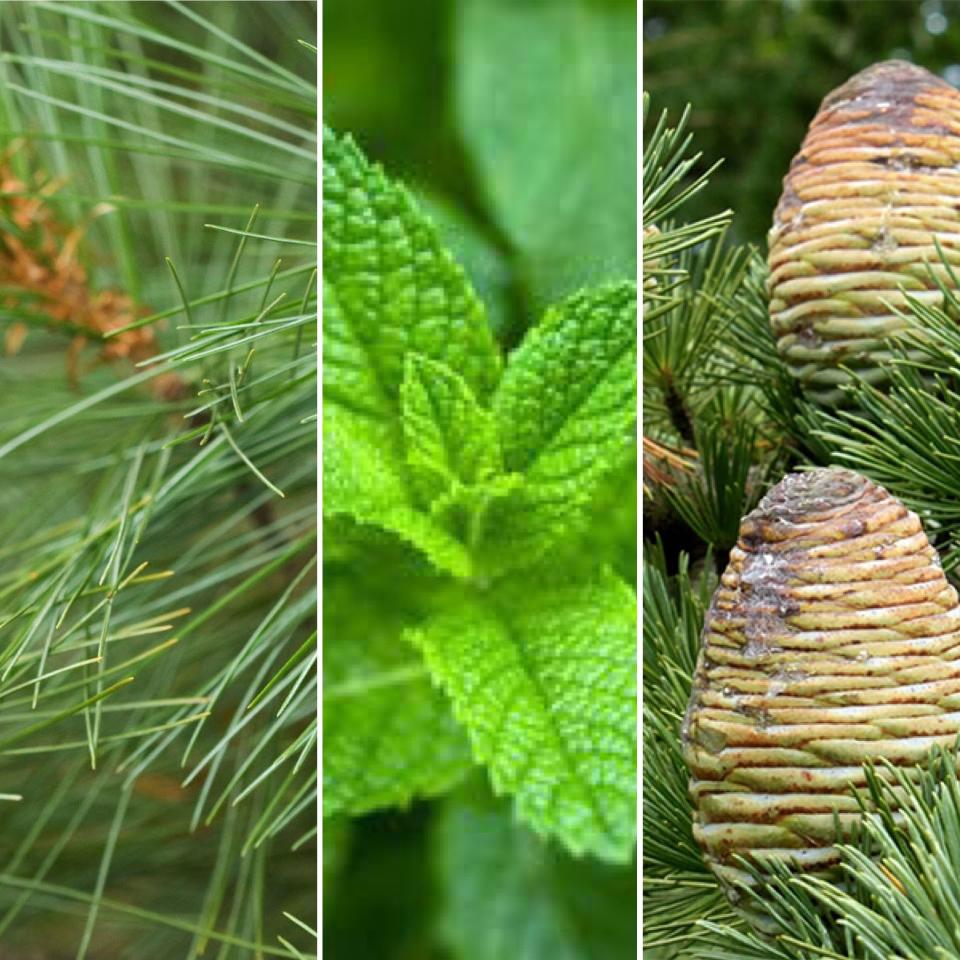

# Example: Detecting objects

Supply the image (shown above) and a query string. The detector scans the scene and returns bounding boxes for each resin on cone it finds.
[683,468,960,912]
[768,61,960,404]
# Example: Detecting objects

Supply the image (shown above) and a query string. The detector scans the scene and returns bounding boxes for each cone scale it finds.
[683,468,960,909]
[768,60,960,404]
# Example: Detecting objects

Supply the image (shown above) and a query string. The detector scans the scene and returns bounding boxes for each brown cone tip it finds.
[753,468,867,520]
[768,59,960,405]
[820,59,949,112]
[683,467,960,923]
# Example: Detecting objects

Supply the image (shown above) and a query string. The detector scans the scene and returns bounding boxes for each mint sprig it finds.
[323,128,636,861]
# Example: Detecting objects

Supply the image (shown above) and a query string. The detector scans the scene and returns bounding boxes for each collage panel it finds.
[322,1,638,957]
[644,1,960,957]
[0,2,317,956]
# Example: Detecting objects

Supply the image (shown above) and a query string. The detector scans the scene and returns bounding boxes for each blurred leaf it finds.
[456,0,636,307]
[323,817,351,891]
[322,804,439,960]
[416,189,514,338]
[435,795,637,960]
[323,577,473,818]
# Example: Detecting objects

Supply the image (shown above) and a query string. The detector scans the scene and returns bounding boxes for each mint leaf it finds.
[564,457,638,587]
[324,405,471,578]
[415,190,513,339]
[409,571,637,862]
[478,284,636,570]
[401,354,500,503]
[323,578,473,817]
[455,0,637,307]
[322,280,387,422]
[436,797,637,960]
[322,127,501,426]
[323,129,506,574]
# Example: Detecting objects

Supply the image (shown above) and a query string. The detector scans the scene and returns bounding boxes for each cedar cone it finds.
[683,467,960,923]
[768,60,960,404]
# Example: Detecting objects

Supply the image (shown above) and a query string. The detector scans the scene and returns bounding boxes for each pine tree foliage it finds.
[643,236,750,442]
[716,250,832,463]
[803,261,960,571]
[643,89,960,959]
[642,94,730,278]
[642,100,786,560]
[0,2,317,955]
[643,543,741,958]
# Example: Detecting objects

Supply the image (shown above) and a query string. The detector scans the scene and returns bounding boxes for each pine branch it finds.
[700,746,960,960]
[643,543,739,954]
[0,1,317,953]
[803,253,960,572]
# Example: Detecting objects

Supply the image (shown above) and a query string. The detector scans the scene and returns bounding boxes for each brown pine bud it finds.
[683,468,960,920]
[768,61,960,404]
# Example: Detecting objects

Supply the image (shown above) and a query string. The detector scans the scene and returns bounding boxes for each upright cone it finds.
[683,468,960,914]
[768,60,960,404]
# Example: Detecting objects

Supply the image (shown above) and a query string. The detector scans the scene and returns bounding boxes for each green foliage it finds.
[411,571,636,862]
[700,748,960,960]
[802,261,960,571]
[323,127,507,579]
[642,546,707,878]
[322,130,637,848]
[323,7,636,949]
[642,102,786,561]
[401,354,501,500]
[322,129,637,586]
[323,571,472,817]
[644,23,960,958]
[716,251,828,460]
[642,96,730,276]
[643,544,740,957]
[324,404,473,578]
[643,235,749,447]
[663,403,778,553]
[482,284,637,571]
[322,128,500,423]
[457,0,637,311]
[0,2,317,955]
[435,793,637,960]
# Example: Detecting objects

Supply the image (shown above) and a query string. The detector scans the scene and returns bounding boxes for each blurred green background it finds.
[644,0,960,245]
[325,0,636,346]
